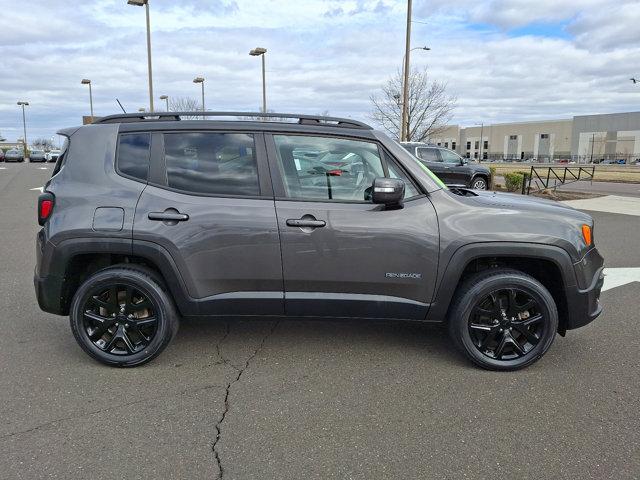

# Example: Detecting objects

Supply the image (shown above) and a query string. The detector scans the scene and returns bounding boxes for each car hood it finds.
[467,189,589,219]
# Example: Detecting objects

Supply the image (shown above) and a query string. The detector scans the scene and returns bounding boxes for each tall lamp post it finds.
[249,47,267,113]
[400,45,429,141]
[400,0,413,142]
[81,79,94,118]
[193,77,205,117]
[402,46,430,77]
[17,101,29,157]
[159,94,169,111]
[127,0,154,112]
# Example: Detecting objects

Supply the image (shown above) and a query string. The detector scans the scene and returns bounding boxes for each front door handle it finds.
[286,218,326,228]
[148,211,189,222]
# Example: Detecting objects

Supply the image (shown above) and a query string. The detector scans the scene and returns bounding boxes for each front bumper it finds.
[564,247,604,331]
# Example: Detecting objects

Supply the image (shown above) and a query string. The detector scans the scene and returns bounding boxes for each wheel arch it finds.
[41,238,192,316]
[427,243,577,334]
[470,173,490,187]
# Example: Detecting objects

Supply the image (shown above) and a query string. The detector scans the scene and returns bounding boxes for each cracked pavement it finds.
[1,163,639,479]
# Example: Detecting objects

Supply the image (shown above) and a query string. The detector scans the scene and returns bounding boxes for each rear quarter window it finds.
[117,133,151,181]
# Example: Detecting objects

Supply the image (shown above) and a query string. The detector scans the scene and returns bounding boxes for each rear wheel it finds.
[448,269,558,370]
[69,265,179,367]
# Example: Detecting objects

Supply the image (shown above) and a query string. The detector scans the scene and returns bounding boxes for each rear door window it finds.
[417,147,441,162]
[163,133,259,196]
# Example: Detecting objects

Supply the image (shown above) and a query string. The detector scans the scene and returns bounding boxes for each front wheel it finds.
[470,176,488,190]
[448,269,558,370]
[69,265,179,367]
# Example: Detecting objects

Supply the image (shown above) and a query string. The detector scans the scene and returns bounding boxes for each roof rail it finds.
[93,111,372,129]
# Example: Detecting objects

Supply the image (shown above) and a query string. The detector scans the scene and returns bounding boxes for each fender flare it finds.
[426,242,577,321]
[41,237,193,315]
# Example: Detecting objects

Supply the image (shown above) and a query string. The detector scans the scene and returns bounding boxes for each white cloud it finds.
[0,0,639,141]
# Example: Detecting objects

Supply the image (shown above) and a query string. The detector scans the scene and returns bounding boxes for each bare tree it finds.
[370,67,456,142]
[168,97,201,119]
[32,138,55,151]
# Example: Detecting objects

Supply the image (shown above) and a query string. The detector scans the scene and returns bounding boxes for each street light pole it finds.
[127,0,154,112]
[160,95,169,111]
[81,79,94,118]
[17,101,29,157]
[401,0,412,142]
[193,77,205,118]
[249,47,268,113]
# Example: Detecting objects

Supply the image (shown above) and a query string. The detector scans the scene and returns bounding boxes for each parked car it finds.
[0,149,5,162]
[34,112,604,371]
[4,148,24,162]
[401,142,492,190]
[46,149,61,163]
[29,149,47,162]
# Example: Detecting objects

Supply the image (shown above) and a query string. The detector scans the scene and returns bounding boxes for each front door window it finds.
[273,135,418,201]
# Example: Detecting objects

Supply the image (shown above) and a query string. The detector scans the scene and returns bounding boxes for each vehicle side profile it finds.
[34,112,604,370]
[5,148,24,162]
[401,142,492,190]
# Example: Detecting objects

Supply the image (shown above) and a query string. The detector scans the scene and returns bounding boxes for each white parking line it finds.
[30,187,44,192]
[562,195,640,217]
[602,267,640,291]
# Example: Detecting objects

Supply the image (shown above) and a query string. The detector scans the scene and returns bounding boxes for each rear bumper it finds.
[34,270,66,315]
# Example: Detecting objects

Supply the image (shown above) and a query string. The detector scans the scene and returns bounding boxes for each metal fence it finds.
[480,153,640,165]
[525,166,595,194]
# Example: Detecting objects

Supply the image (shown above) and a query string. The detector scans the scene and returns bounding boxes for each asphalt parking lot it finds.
[1,163,638,480]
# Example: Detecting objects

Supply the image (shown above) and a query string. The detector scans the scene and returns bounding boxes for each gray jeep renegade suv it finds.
[34,112,604,370]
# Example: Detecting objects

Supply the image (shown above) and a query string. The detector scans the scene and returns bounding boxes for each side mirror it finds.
[461,157,468,165]
[371,177,405,208]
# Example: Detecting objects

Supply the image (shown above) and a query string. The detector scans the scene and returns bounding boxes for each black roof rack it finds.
[93,111,372,129]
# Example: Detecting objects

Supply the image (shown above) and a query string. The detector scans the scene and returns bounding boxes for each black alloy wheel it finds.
[82,284,158,355]
[448,268,558,370]
[70,265,178,367]
[468,288,545,360]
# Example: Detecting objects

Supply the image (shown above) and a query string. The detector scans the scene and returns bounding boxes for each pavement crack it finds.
[211,320,279,479]
[0,383,223,441]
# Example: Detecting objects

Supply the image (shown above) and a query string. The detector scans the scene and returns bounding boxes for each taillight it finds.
[38,192,55,226]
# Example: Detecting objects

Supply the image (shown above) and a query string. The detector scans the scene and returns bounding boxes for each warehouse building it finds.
[428,111,640,163]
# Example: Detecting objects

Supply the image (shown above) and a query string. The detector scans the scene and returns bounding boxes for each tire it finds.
[447,268,558,371]
[470,176,488,190]
[69,265,179,367]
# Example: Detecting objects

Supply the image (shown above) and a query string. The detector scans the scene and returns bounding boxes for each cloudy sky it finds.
[1,0,639,142]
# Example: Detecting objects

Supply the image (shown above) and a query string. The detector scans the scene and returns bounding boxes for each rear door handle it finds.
[148,212,189,221]
[286,218,326,228]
